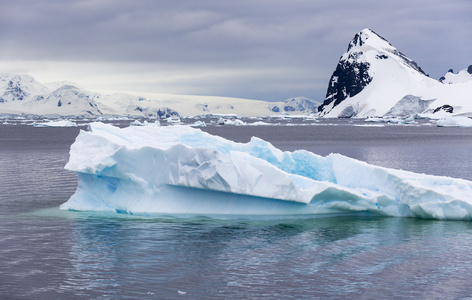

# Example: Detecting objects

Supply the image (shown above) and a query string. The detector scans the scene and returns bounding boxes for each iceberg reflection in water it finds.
[61,122,472,220]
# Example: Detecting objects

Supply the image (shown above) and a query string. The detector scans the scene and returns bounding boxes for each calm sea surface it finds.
[1,119,472,299]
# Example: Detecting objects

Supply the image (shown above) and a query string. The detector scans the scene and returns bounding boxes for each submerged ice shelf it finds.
[61,122,472,220]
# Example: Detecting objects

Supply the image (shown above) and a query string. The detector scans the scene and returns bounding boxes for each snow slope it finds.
[440,67,472,84]
[61,123,472,220]
[318,29,472,118]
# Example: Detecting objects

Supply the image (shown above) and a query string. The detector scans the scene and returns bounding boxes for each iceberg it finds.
[190,120,207,127]
[61,122,472,220]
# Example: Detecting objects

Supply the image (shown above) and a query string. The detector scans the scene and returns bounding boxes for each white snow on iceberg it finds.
[61,122,472,220]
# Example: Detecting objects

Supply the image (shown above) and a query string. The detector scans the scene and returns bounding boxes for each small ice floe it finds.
[249,121,272,126]
[34,120,78,127]
[217,117,246,125]
[354,124,385,127]
[217,117,226,125]
[365,117,402,123]
[178,290,187,295]
[190,120,206,127]
[130,120,160,127]
[130,120,145,126]
[167,116,182,124]
[437,116,472,127]
[364,116,418,125]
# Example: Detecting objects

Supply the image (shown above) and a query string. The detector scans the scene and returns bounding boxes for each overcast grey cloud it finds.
[0,0,470,101]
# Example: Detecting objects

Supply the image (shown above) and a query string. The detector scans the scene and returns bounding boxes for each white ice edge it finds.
[60,122,472,220]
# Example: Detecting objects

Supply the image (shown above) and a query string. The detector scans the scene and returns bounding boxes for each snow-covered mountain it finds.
[439,67,472,84]
[270,97,321,114]
[0,74,103,117]
[100,92,320,118]
[318,29,472,118]
[0,73,320,118]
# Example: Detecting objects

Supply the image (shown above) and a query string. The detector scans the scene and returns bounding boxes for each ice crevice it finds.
[60,122,472,220]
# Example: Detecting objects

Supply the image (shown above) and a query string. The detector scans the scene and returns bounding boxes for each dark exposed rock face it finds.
[439,69,454,82]
[284,105,295,112]
[468,65,472,74]
[157,107,179,119]
[0,80,29,102]
[433,104,454,114]
[317,56,372,113]
[440,69,456,82]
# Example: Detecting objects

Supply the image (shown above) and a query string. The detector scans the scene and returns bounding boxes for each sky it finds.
[0,0,471,102]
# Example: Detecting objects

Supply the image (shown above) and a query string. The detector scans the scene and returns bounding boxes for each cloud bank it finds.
[1,0,470,101]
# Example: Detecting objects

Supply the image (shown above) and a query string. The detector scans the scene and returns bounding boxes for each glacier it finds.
[61,122,472,220]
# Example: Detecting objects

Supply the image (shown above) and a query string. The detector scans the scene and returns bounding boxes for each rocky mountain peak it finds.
[346,28,391,52]
[318,28,428,116]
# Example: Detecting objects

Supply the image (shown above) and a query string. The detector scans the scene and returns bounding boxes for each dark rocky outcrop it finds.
[439,69,454,82]
[317,56,372,113]
[0,80,29,102]
[157,107,179,119]
[433,104,454,114]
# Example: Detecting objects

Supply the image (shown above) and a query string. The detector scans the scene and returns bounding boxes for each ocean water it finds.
[1,119,472,299]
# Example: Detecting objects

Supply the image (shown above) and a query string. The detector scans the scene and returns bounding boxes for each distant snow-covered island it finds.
[0,74,320,119]
[0,28,471,120]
